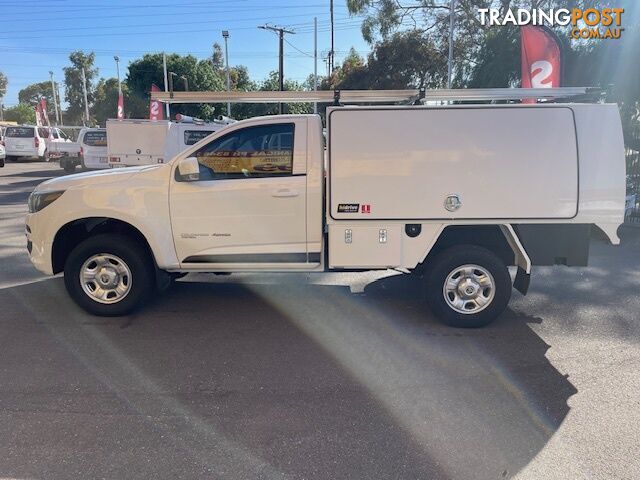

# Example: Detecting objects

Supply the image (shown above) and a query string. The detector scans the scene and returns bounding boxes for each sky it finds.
[0,0,371,108]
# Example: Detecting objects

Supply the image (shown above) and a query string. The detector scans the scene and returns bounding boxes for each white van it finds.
[4,125,48,161]
[107,117,234,167]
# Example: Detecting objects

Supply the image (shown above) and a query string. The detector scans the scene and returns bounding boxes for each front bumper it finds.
[25,214,54,275]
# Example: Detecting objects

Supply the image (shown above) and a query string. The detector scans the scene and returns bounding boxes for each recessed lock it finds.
[405,224,421,237]
[345,229,352,244]
[444,194,462,212]
[379,229,387,243]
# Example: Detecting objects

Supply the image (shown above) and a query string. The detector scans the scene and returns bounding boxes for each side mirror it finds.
[177,156,200,181]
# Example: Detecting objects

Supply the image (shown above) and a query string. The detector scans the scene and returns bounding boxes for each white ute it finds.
[25,100,625,327]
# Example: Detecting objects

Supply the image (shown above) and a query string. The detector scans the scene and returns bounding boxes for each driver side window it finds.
[191,123,294,181]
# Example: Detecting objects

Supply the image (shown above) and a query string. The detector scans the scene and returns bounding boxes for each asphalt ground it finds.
[0,160,639,479]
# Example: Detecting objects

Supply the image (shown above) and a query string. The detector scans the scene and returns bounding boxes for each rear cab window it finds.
[184,130,215,146]
[38,128,50,138]
[6,127,35,138]
[82,130,107,147]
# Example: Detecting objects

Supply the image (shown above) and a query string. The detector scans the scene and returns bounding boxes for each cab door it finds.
[169,117,316,269]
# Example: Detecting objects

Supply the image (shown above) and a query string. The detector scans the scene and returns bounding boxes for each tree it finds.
[92,77,136,125]
[64,51,98,124]
[0,72,7,99]
[18,81,56,108]
[211,43,224,70]
[126,53,225,120]
[4,103,36,124]
[347,0,616,87]
[231,71,312,119]
[323,34,446,91]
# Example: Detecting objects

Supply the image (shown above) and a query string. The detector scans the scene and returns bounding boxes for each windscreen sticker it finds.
[337,203,359,213]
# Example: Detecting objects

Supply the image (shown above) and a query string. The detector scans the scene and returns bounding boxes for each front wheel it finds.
[425,245,512,328]
[64,234,155,316]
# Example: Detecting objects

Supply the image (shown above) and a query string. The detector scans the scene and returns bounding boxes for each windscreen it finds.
[6,127,34,138]
[83,130,107,147]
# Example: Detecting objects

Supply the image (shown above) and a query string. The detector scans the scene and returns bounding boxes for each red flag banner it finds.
[117,92,124,120]
[35,105,42,126]
[521,26,561,92]
[40,98,50,126]
[149,84,164,120]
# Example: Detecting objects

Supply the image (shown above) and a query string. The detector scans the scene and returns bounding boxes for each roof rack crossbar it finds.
[150,87,599,105]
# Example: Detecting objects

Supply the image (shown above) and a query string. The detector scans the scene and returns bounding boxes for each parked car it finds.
[25,103,625,327]
[79,128,108,170]
[4,125,48,161]
[55,128,108,173]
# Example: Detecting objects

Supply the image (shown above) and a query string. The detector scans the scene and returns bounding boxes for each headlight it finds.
[28,190,65,213]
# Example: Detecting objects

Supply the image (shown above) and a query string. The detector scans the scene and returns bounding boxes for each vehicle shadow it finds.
[0,275,576,480]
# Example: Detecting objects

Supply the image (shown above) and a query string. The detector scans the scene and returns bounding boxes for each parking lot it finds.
[1,160,639,479]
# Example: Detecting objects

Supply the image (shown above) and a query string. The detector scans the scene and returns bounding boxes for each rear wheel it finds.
[425,245,512,328]
[64,234,155,316]
[63,163,76,173]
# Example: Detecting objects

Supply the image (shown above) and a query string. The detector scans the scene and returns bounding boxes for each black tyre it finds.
[64,234,155,316]
[63,164,76,174]
[425,245,512,328]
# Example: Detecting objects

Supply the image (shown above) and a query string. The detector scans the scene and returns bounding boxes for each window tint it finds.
[50,129,59,139]
[6,127,35,138]
[38,128,50,138]
[184,130,215,146]
[191,124,294,180]
[83,130,107,147]
[58,129,69,140]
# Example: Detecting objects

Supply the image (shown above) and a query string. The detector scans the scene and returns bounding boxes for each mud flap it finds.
[513,266,530,295]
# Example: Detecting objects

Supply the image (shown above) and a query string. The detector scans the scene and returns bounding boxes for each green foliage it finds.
[211,43,224,70]
[4,103,36,124]
[18,81,56,107]
[64,51,98,124]
[324,33,446,90]
[93,78,135,126]
[231,71,312,120]
[468,26,520,88]
[126,53,225,120]
[0,72,7,98]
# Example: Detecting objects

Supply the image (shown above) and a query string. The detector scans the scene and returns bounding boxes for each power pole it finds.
[258,24,295,115]
[57,83,63,125]
[447,0,456,89]
[222,30,231,116]
[81,67,90,126]
[330,0,334,72]
[314,17,318,114]
[49,71,60,125]
[163,53,170,118]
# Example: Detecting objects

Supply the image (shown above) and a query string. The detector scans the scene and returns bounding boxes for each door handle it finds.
[271,188,299,198]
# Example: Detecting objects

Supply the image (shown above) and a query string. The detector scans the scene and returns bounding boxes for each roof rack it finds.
[150,87,600,105]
